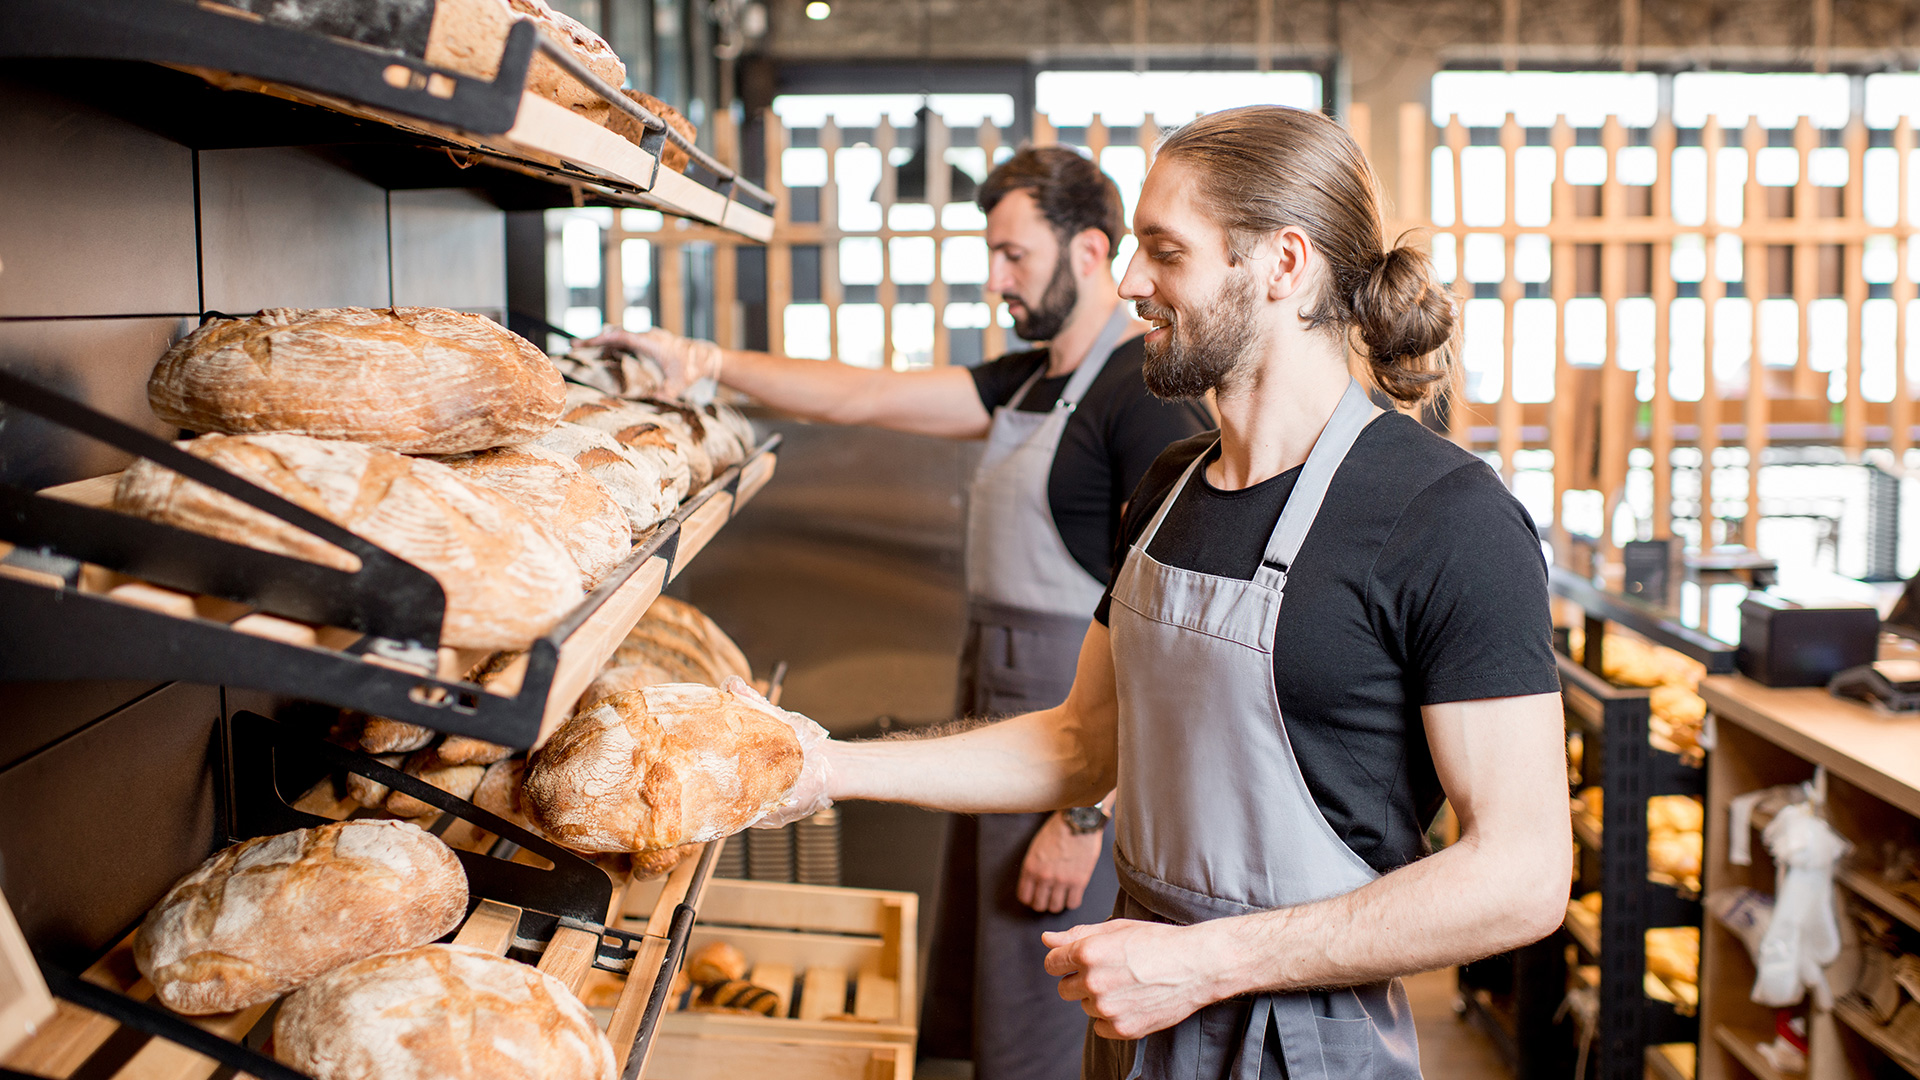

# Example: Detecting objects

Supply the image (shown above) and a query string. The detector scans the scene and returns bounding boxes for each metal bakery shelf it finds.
[0,369,778,750]
[0,710,722,1080]
[0,0,775,240]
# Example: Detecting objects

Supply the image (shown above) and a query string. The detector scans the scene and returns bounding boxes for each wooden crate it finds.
[645,1028,913,1080]
[621,877,918,1065]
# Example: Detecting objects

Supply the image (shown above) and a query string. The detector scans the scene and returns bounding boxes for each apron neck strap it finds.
[1010,304,1134,409]
[1134,437,1216,551]
[1254,378,1374,592]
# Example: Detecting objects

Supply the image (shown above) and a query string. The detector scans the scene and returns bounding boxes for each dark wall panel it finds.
[0,316,190,488]
[0,682,220,967]
[0,80,199,318]
[198,147,391,312]
[390,188,506,318]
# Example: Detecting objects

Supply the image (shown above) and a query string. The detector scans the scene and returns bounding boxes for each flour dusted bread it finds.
[439,443,632,586]
[615,595,753,683]
[532,421,680,532]
[134,820,466,1015]
[523,683,801,852]
[425,0,627,124]
[273,944,616,1080]
[606,90,696,171]
[148,308,564,454]
[113,433,583,650]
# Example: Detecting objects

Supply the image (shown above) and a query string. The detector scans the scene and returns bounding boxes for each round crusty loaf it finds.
[274,943,616,1080]
[523,683,802,853]
[612,595,752,685]
[531,422,679,533]
[147,308,565,454]
[426,0,626,125]
[439,443,633,587]
[113,432,583,650]
[134,820,466,1016]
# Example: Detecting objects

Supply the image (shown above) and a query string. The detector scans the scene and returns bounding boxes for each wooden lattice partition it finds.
[608,102,1920,553]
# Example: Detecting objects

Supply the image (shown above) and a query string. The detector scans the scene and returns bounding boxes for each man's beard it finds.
[1137,271,1261,400]
[1007,250,1079,342]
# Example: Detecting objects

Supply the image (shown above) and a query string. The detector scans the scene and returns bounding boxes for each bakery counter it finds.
[0,370,780,750]
[0,0,775,238]
[1697,674,1920,1080]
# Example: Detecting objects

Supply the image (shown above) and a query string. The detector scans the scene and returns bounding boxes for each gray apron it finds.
[1088,378,1421,1080]
[922,307,1134,1080]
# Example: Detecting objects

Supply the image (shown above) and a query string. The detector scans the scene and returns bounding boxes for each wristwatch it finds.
[1061,805,1109,834]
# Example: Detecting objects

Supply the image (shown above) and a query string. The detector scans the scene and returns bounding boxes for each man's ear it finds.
[1265,227,1315,303]
[1072,228,1113,280]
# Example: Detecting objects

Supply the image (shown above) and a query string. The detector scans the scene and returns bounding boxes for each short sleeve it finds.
[1370,461,1560,705]
[970,351,1047,412]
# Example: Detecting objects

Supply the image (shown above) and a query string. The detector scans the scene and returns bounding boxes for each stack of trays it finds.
[712,836,747,879]
[745,824,794,882]
[793,808,841,887]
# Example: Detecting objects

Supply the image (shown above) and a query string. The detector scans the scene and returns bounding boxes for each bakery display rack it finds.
[1458,568,1734,1080]
[0,710,722,1080]
[0,0,774,240]
[0,369,779,750]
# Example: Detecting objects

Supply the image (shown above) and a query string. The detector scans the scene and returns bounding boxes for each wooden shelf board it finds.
[1645,1041,1696,1080]
[1835,997,1920,1078]
[1712,1024,1789,1080]
[1837,865,1920,936]
[1700,676,1920,821]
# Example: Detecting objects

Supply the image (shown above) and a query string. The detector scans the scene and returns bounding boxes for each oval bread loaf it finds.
[134,820,466,1015]
[273,943,616,1080]
[147,308,564,454]
[531,422,679,533]
[113,432,583,650]
[438,443,632,587]
[522,683,802,853]
[561,389,701,494]
[424,0,626,124]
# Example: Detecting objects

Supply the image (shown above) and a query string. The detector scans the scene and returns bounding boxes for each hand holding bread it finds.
[586,327,723,400]
[721,676,834,830]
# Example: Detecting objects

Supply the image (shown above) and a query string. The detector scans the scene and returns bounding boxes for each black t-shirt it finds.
[1094,413,1560,874]
[970,336,1214,583]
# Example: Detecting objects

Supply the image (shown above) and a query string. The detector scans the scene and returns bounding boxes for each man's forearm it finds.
[715,349,886,425]
[1194,826,1570,998]
[827,706,1115,814]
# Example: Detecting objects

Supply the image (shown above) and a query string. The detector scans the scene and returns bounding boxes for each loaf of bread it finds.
[385,750,488,818]
[114,433,583,650]
[605,90,696,172]
[531,421,680,533]
[629,843,699,880]
[346,754,407,809]
[439,443,632,587]
[614,596,753,683]
[356,715,436,754]
[522,683,801,852]
[699,979,780,1016]
[646,398,750,474]
[561,388,702,493]
[274,944,616,1080]
[435,734,515,766]
[425,0,626,124]
[134,820,466,1015]
[685,941,748,986]
[553,344,669,400]
[148,308,564,454]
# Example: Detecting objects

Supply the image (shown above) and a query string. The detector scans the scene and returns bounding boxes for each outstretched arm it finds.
[587,327,992,438]
[828,621,1120,814]
[1044,690,1571,1040]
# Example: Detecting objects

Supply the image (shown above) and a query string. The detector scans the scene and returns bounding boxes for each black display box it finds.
[1737,592,1881,687]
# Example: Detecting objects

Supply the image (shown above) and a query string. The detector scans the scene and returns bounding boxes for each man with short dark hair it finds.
[592,146,1211,1080]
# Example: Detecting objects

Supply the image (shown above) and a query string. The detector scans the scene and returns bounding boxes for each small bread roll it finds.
[686,941,748,986]
[385,759,487,819]
[346,754,407,808]
[436,735,515,766]
[273,943,616,1080]
[522,683,801,853]
[700,979,779,1016]
[357,716,436,754]
[135,820,466,1015]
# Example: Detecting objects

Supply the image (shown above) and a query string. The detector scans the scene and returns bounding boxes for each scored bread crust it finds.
[531,421,679,533]
[425,0,627,124]
[147,308,564,454]
[439,443,633,587]
[522,683,801,853]
[561,387,702,494]
[113,432,583,650]
[134,820,467,1016]
[273,943,616,1080]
